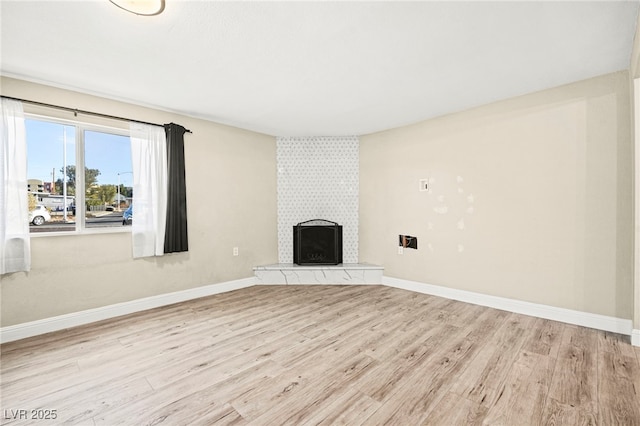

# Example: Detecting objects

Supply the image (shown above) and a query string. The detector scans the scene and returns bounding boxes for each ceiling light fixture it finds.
[109,0,165,16]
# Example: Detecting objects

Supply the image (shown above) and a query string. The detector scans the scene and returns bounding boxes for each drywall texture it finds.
[360,71,633,320]
[631,13,640,332]
[0,77,278,326]
[636,96,640,332]
[635,79,640,332]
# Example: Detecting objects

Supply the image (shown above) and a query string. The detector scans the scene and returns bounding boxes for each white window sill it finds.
[29,227,132,238]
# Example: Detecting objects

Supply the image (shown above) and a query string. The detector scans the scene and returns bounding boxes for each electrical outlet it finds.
[233,247,239,256]
[398,246,404,255]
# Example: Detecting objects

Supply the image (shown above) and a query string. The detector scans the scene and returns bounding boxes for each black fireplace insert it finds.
[293,219,343,265]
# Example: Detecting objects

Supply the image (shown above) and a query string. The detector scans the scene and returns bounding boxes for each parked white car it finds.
[29,205,51,226]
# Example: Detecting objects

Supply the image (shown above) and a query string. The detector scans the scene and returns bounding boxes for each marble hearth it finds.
[254,263,383,285]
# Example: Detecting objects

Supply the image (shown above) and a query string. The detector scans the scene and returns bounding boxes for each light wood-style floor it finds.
[1,285,639,425]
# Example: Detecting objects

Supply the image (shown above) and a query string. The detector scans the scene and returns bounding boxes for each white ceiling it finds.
[1,1,638,136]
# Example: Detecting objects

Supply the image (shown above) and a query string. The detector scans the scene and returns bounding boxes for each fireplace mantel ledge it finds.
[253,263,383,285]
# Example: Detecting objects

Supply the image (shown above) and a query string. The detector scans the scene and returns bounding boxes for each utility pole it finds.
[117,172,132,211]
[51,168,55,194]
[63,127,68,222]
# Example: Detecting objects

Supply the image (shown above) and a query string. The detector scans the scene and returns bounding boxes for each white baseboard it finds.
[3,274,636,347]
[382,276,633,337]
[0,277,257,344]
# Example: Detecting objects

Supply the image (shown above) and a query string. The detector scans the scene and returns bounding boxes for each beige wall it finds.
[634,79,640,332]
[629,10,640,330]
[360,71,633,320]
[2,70,636,328]
[631,11,640,333]
[0,77,278,326]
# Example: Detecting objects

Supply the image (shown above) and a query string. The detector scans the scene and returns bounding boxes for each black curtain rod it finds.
[1,95,192,133]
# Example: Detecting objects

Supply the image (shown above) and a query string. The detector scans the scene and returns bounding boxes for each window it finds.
[25,116,132,234]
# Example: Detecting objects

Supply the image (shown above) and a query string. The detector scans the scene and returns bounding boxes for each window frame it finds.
[25,113,133,237]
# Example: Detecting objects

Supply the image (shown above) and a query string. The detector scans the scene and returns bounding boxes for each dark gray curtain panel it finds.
[164,123,189,253]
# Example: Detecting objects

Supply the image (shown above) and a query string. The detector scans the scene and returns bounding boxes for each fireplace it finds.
[293,219,343,265]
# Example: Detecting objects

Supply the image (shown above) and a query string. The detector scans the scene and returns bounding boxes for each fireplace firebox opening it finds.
[293,219,343,265]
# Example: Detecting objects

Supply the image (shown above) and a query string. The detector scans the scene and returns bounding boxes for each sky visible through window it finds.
[26,119,132,190]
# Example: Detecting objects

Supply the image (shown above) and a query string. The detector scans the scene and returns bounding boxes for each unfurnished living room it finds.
[2,1,640,425]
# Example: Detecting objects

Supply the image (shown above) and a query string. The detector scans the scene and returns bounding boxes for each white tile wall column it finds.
[277,136,359,263]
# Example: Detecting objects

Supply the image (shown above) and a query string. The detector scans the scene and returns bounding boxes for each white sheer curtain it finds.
[1,98,30,274]
[130,122,167,258]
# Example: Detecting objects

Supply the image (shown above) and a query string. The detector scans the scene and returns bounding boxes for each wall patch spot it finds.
[433,206,448,214]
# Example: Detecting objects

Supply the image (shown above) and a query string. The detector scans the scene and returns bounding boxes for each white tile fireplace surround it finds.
[277,136,359,264]
[254,263,383,285]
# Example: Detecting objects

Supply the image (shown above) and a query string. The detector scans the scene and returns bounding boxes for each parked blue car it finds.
[122,205,133,225]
